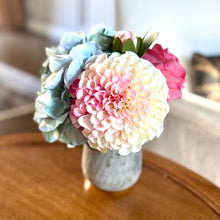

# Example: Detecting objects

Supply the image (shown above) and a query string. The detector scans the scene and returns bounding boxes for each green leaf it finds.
[139,32,159,57]
[135,37,143,54]
[142,29,150,40]
[89,33,113,51]
[143,32,159,48]
[112,37,123,53]
[122,39,136,53]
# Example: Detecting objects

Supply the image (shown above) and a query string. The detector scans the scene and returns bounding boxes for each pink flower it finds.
[69,52,169,155]
[114,31,137,46]
[142,44,186,101]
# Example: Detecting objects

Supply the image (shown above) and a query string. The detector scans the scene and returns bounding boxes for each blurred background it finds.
[0,0,219,187]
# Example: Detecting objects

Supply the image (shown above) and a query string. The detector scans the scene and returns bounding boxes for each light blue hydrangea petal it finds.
[46,47,61,57]
[88,23,116,40]
[46,87,61,99]
[85,55,99,66]
[39,112,68,132]
[43,67,65,89]
[59,32,85,52]
[34,100,49,120]
[70,41,101,66]
[88,24,105,36]
[37,88,60,104]
[49,54,71,72]
[64,58,82,88]
[35,90,48,104]
[103,27,117,36]
[43,129,60,143]
[45,97,67,118]
[59,118,86,145]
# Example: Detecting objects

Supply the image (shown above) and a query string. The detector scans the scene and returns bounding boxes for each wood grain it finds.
[0,113,38,135]
[0,133,219,220]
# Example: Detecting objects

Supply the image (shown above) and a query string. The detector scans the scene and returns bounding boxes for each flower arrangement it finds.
[34,24,186,155]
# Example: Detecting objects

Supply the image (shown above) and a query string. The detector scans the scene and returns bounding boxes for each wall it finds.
[116,0,220,58]
[24,0,220,58]
[24,0,116,41]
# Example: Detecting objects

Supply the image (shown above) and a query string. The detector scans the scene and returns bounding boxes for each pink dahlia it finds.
[142,44,186,101]
[69,52,169,155]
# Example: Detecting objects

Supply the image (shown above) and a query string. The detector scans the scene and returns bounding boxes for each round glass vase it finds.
[81,144,142,192]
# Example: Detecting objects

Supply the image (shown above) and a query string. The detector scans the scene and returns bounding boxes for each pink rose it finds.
[114,31,137,46]
[142,44,186,101]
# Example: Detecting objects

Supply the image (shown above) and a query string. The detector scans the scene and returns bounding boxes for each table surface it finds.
[0,133,219,220]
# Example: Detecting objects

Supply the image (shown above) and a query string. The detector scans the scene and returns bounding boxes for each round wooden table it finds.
[0,133,219,219]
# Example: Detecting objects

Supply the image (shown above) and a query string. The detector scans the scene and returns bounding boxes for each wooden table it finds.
[0,133,219,220]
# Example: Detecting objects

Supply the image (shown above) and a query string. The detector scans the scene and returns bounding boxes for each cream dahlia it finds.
[69,52,169,155]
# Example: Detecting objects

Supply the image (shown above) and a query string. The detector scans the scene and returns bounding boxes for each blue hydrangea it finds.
[34,24,116,145]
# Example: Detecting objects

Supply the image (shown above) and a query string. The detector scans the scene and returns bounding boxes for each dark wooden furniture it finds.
[0,31,55,77]
[0,133,219,219]
[0,0,24,30]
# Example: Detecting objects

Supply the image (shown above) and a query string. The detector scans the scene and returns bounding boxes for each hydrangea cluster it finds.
[34,25,116,145]
[34,24,186,155]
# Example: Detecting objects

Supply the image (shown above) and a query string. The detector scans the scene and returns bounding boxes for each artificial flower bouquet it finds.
[34,24,186,156]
